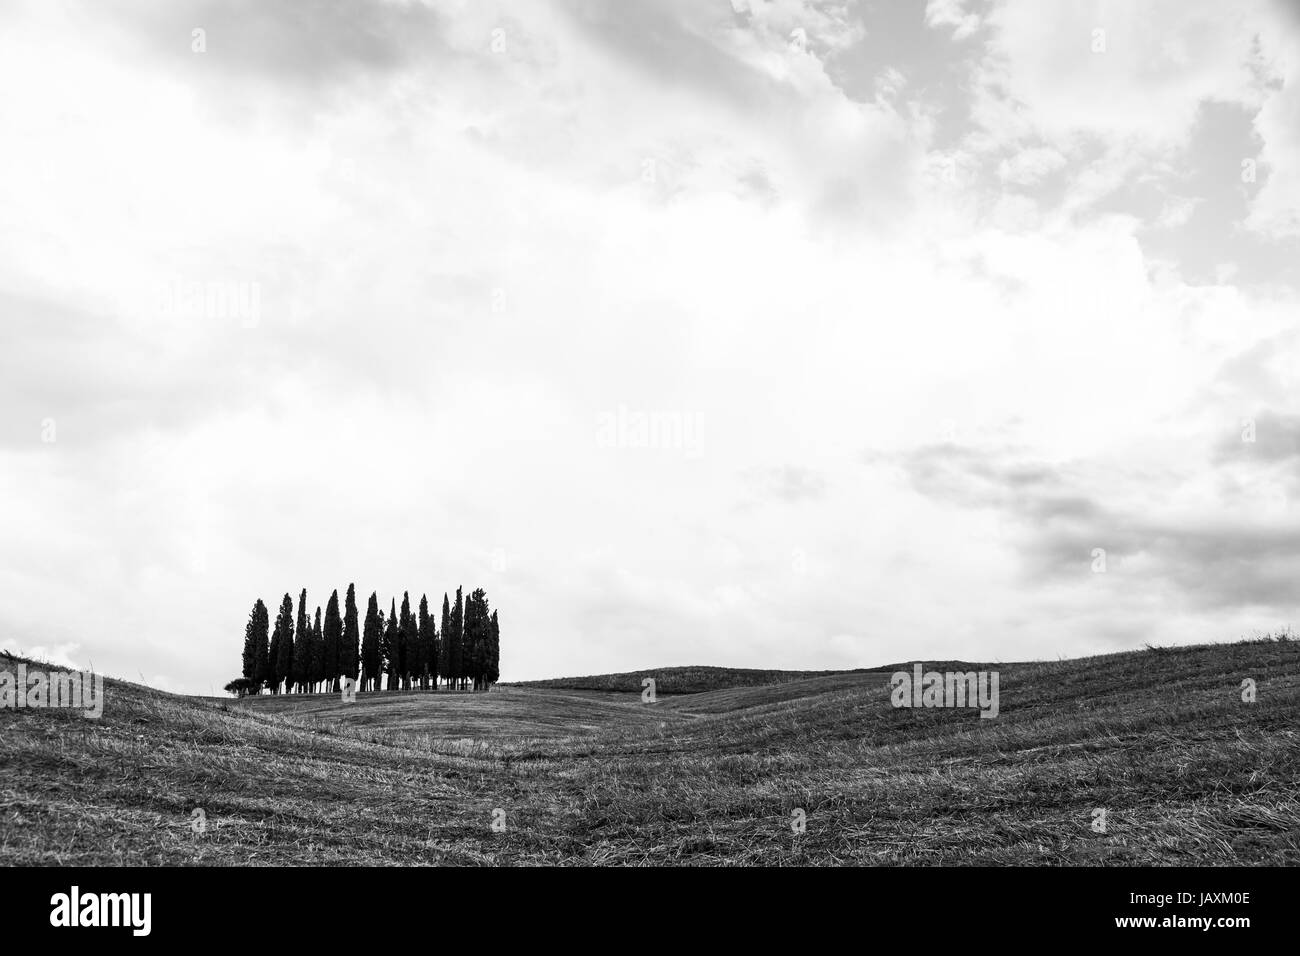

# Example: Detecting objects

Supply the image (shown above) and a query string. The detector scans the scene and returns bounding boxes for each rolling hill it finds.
[505,665,879,695]
[2,638,1297,865]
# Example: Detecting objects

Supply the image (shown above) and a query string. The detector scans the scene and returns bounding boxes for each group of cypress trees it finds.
[233,584,500,696]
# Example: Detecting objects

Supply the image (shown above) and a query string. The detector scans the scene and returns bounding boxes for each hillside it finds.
[506,664,878,695]
[200,685,689,737]
[2,639,1297,865]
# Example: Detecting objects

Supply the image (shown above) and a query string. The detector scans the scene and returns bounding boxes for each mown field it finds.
[507,665,878,695]
[2,638,1297,865]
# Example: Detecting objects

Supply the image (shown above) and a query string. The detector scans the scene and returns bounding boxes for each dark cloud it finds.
[90,0,451,93]
[556,0,916,235]
[892,442,1300,613]
[897,443,1104,522]
[1127,100,1300,291]
[557,0,774,112]
[1277,0,1300,27]
[1213,409,1300,464]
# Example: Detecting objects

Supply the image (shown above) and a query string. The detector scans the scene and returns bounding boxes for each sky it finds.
[2,0,1299,694]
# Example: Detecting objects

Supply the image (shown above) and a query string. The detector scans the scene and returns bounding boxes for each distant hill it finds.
[504,665,879,695]
[504,661,999,695]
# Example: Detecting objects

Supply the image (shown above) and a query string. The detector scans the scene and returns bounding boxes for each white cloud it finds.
[1246,9,1300,237]
[978,0,1266,149]
[1,640,85,671]
[925,0,981,40]
[997,146,1068,185]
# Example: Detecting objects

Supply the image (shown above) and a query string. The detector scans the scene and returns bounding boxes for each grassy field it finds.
[507,665,878,695]
[2,638,1298,865]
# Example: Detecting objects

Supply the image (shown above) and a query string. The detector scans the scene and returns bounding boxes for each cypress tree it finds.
[258,601,273,690]
[272,593,294,694]
[398,592,414,690]
[478,590,491,687]
[417,594,431,690]
[476,590,493,689]
[310,606,324,692]
[470,590,486,686]
[449,586,464,690]
[476,590,491,688]
[242,599,269,694]
[406,600,420,690]
[438,593,451,688]
[462,588,486,690]
[323,589,342,692]
[343,583,360,688]
[376,604,387,689]
[487,610,500,687]
[362,592,381,692]
[267,608,283,693]
[429,610,439,691]
[292,589,309,693]
[383,598,399,690]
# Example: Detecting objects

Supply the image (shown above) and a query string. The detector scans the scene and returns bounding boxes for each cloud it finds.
[103,0,452,91]
[997,146,1067,185]
[1245,2,1300,237]
[552,0,917,232]
[894,441,1300,613]
[933,0,1300,291]
[977,0,1266,149]
[3,0,1300,692]
[925,0,982,41]
[1215,409,1300,464]
[1,640,85,671]
[897,443,1104,522]
[745,465,829,504]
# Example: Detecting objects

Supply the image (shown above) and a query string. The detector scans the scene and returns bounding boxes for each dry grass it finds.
[507,665,875,695]
[2,639,1297,865]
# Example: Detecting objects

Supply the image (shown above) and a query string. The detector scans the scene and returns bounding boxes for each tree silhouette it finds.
[398,592,415,690]
[323,590,342,692]
[310,606,324,692]
[292,589,310,693]
[438,593,451,688]
[449,587,464,690]
[240,585,501,696]
[224,677,258,698]
[362,592,381,692]
[465,588,488,690]
[417,594,431,690]
[271,593,294,695]
[343,584,360,690]
[382,597,399,690]
[242,599,269,694]
[487,610,500,687]
[429,601,440,691]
